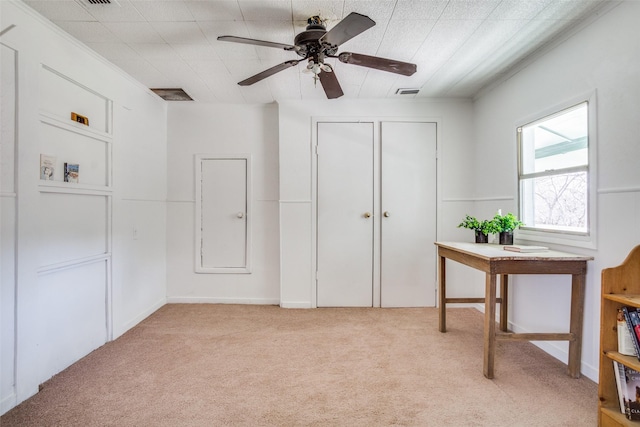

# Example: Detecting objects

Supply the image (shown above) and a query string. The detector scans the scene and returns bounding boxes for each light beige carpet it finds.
[1,304,597,426]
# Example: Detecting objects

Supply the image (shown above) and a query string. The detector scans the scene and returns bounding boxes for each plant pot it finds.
[475,230,489,243]
[499,231,514,245]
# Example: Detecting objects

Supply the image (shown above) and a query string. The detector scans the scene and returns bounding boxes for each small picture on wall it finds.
[40,154,56,180]
[64,163,79,183]
[71,112,89,126]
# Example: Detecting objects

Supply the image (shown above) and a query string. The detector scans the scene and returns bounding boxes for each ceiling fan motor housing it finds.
[294,18,338,59]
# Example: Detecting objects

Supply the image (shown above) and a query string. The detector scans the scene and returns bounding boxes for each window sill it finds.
[515,228,596,250]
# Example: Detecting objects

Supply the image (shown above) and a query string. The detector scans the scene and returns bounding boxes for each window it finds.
[518,100,593,243]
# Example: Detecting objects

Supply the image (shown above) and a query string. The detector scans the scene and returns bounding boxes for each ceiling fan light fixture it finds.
[307,60,332,75]
[307,61,321,75]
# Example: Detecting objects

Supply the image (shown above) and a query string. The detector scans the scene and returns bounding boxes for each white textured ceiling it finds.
[24,0,614,103]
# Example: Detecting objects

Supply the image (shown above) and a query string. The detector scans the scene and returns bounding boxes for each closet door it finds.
[316,122,374,307]
[380,122,437,307]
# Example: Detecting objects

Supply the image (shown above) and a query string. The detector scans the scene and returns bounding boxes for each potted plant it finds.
[493,212,524,245]
[458,215,499,243]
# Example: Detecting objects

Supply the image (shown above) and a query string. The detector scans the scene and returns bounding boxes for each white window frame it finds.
[516,91,597,250]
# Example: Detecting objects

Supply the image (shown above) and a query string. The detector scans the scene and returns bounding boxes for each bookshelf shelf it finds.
[601,406,634,426]
[599,245,640,426]
[604,294,640,306]
[606,351,640,373]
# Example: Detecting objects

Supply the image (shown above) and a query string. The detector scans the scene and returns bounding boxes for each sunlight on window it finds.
[519,102,589,234]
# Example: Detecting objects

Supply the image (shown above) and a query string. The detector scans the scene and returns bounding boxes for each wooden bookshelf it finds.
[599,245,640,426]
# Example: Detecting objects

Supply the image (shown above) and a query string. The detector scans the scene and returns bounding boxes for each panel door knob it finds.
[237,212,244,218]
[364,212,372,218]
[383,211,390,217]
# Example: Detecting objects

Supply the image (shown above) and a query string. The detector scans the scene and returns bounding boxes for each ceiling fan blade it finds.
[318,68,344,99]
[238,60,300,86]
[217,35,296,51]
[337,52,417,76]
[320,12,375,47]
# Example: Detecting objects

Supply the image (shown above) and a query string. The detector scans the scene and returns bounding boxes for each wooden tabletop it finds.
[434,241,594,261]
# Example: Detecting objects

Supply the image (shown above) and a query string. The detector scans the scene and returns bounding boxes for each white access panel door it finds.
[317,122,374,307]
[380,122,437,307]
[197,156,250,273]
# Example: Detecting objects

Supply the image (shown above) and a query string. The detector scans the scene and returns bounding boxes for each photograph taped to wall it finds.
[40,154,56,180]
[64,163,79,183]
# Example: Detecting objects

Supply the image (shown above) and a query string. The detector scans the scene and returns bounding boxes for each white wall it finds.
[111,97,168,338]
[471,1,639,381]
[0,0,167,412]
[165,103,280,304]
[278,99,476,307]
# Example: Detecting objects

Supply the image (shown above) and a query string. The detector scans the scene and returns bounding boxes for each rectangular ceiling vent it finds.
[395,88,420,96]
[150,88,194,101]
[80,0,121,5]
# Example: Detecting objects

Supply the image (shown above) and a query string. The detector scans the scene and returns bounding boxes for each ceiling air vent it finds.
[150,88,194,101]
[395,88,420,95]
[79,0,121,6]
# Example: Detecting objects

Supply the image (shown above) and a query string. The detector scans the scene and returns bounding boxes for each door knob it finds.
[383,211,390,217]
[237,212,244,218]
[364,212,372,218]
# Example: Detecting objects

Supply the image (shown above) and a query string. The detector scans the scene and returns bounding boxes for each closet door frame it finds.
[311,117,440,308]
[194,154,252,274]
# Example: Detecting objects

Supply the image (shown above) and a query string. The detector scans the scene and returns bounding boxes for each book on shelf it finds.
[622,307,640,361]
[614,360,627,413]
[615,362,640,420]
[618,308,638,356]
[64,163,79,183]
[503,245,548,253]
[40,154,56,181]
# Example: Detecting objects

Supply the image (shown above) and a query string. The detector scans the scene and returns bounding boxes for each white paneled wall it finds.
[165,103,280,304]
[1,43,18,414]
[0,1,167,413]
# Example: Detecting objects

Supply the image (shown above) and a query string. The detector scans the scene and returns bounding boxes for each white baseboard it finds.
[113,297,166,339]
[1,391,17,416]
[279,301,313,308]
[166,296,280,305]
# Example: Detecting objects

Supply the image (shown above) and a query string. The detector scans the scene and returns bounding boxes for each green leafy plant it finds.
[457,215,500,236]
[492,212,524,233]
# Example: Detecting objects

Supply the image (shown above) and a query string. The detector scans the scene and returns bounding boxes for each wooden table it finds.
[435,241,593,379]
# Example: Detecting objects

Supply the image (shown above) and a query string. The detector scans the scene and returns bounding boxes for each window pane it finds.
[521,103,588,174]
[520,171,587,233]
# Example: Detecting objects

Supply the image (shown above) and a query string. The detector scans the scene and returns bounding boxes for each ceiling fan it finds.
[217,12,417,99]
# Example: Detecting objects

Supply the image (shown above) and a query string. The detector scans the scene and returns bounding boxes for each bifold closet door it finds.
[316,122,374,307]
[380,122,437,307]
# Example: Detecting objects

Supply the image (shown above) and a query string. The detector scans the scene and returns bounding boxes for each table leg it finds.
[438,254,447,332]
[568,273,586,378]
[484,273,497,379]
[500,274,508,332]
